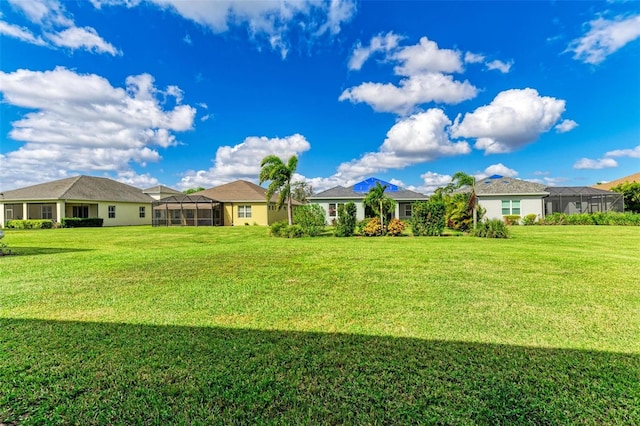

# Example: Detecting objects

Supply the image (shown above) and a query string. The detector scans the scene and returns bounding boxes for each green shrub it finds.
[269,221,289,237]
[473,219,511,238]
[6,219,54,229]
[522,214,538,225]
[335,202,357,237]
[362,217,384,236]
[286,224,305,238]
[386,218,406,236]
[540,212,640,226]
[540,213,566,225]
[61,217,103,228]
[355,219,369,235]
[565,213,595,225]
[293,204,326,237]
[411,200,446,236]
[503,215,521,225]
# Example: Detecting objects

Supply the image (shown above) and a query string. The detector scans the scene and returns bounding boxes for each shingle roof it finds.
[473,176,549,196]
[310,180,429,201]
[0,175,154,203]
[592,172,640,190]
[194,180,282,203]
[143,185,182,194]
[546,186,618,196]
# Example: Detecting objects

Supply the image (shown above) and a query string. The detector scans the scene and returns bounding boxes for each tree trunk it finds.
[287,194,293,225]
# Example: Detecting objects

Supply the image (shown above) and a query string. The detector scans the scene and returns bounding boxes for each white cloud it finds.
[464,52,485,64]
[6,0,120,55]
[568,15,640,64]
[348,32,402,71]
[45,26,121,55]
[412,171,452,194]
[177,134,311,189]
[605,144,640,158]
[0,20,46,45]
[341,35,478,115]
[573,158,619,169]
[555,119,579,133]
[486,59,513,73]
[334,109,470,180]
[339,73,478,115]
[0,67,195,189]
[450,88,566,154]
[475,163,519,180]
[142,0,357,58]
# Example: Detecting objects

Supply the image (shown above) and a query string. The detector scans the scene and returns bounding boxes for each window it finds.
[501,200,520,215]
[575,201,582,212]
[238,205,252,218]
[108,205,116,219]
[42,205,53,219]
[72,206,89,218]
[5,207,13,220]
[404,204,412,217]
[139,206,146,218]
[329,203,336,217]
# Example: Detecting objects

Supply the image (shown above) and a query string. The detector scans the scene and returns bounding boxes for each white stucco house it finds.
[0,175,156,227]
[471,175,549,221]
[309,177,429,223]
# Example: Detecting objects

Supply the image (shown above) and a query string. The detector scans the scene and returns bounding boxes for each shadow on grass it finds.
[1,318,638,424]
[3,247,94,256]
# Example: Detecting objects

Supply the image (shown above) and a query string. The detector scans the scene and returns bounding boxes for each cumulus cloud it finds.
[464,52,485,64]
[486,59,513,73]
[177,134,311,189]
[555,119,578,133]
[450,88,566,154]
[605,144,640,158]
[128,0,357,58]
[341,35,479,115]
[573,158,618,169]
[5,0,120,54]
[348,31,402,70]
[568,15,640,64]
[412,171,452,194]
[334,109,471,180]
[475,163,519,180]
[0,67,195,189]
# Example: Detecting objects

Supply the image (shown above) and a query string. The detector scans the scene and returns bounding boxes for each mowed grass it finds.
[1,225,639,424]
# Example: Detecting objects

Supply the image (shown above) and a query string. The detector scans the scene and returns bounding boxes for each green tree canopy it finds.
[611,182,640,213]
[363,182,396,229]
[183,187,205,194]
[259,155,298,225]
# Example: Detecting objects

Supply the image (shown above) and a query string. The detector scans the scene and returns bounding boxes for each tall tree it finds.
[259,155,298,225]
[451,171,478,229]
[363,182,396,229]
[291,181,313,204]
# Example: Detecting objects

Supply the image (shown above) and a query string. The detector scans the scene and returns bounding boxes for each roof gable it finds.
[195,180,276,202]
[474,176,548,196]
[1,175,154,203]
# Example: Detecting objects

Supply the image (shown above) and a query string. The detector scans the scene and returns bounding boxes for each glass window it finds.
[502,200,520,215]
[108,205,116,218]
[404,204,412,217]
[73,206,89,218]
[238,205,252,218]
[501,200,510,215]
[512,200,520,215]
[139,206,146,218]
[329,203,336,217]
[42,205,53,219]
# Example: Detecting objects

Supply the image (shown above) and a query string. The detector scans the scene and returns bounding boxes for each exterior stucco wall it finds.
[312,200,366,224]
[223,202,272,226]
[96,201,151,226]
[479,195,545,222]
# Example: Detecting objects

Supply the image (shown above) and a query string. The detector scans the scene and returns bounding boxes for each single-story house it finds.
[0,175,155,227]
[309,177,430,223]
[191,180,292,226]
[143,184,183,200]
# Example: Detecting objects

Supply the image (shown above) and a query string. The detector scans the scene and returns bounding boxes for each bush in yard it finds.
[522,214,538,225]
[293,204,326,237]
[473,219,511,238]
[6,219,54,229]
[355,219,369,235]
[386,218,406,236]
[335,202,357,237]
[540,213,566,225]
[362,217,384,236]
[286,224,305,238]
[269,221,289,237]
[411,199,446,236]
[61,218,103,228]
[611,182,640,213]
[503,215,521,225]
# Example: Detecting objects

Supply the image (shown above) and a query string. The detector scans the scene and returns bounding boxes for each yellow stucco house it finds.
[0,175,154,227]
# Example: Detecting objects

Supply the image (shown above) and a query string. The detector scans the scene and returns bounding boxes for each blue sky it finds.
[1,0,639,193]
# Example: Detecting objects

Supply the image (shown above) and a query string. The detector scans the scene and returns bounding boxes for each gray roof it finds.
[0,175,154,203]
[546,186,618,196]
[310,183,429,201]
[473,176,549,196]
[143,185,182,194]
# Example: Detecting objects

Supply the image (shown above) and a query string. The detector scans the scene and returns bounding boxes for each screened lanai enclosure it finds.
[152,194,223,226]
[544,187,624,215]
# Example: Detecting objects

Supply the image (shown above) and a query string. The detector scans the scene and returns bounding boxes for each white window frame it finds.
[501,200,521,215]
[108,205,116,219]
[42,205,53,219]
[238,205,252,218]
[139,206,146,218]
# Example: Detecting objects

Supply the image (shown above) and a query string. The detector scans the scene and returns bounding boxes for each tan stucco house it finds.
[0,175,155,227]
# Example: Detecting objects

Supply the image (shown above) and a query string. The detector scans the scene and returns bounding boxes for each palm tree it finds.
[451,171,477,229]
[363,182,396,229]
[259,155,298,225]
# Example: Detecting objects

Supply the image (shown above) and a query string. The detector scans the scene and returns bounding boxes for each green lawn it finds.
[1,226,639,424]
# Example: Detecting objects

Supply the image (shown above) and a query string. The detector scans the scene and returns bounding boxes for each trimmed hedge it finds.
[540,212,640,226]
[5,219,54,229]
[61,217,104,228]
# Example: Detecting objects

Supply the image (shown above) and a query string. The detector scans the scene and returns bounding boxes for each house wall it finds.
[223,202,274,226]
[267,204,289,225]
[479,195,544,222]
[312,200,366,225]
[95,201,151,226]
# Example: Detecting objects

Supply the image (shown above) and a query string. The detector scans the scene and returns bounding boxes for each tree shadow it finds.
[2,247,94,256]
[1,318,638,424]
